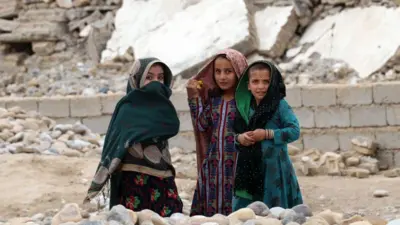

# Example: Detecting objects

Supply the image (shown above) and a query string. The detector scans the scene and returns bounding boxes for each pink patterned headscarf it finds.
[188,48,248,173]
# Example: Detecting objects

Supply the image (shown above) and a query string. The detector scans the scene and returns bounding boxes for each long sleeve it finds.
[272,100,300,145]
[188,97,212,132]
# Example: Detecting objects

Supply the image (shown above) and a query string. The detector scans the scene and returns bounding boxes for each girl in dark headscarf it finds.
[233,60,303,210]
[84,58,182,216]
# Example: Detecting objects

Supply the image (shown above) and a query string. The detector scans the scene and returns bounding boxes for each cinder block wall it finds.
[1,82,400,166]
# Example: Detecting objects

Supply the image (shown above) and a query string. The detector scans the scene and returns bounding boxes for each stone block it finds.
[171,93,189,112]
[100,94,123,114]
[350,105,386,127]
[338,130,375,151]
[301,85,336,107]
[5,98,38,112]
[375,131,400,150]
[373,82,400,104]
[178,111,193,132]
[70,96,102,117]
[314,107,350,128]
[377,150,394,169]
[393,151,400,167]
[38,96,70,118]
[286,86,302,107]
[82,115,111,134]
[303,133,339,152]
[386,104,400,126]
[336,84,373,105]
[293,108,314,128]
[32,41,56,56]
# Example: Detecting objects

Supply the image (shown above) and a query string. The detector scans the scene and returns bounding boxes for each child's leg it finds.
[232,195,253,211]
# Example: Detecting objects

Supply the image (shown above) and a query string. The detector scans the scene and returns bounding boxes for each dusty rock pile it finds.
[289,136,400,178]
[0,106,104,157]
[5,200,400,225]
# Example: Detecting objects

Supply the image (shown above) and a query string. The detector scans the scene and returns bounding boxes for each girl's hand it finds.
[238,132,255,146]
[186,79,202,98]
[248,129,268,142]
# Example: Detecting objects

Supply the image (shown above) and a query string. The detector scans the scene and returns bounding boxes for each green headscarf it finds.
[234,60,286,200]
[84,58,179,207]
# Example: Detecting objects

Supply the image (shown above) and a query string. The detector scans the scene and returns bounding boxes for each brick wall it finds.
[1,82,400,166]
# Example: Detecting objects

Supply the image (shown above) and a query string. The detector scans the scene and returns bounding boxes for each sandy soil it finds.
[1,154,400,220]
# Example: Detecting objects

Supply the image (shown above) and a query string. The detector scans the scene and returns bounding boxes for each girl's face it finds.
[248,69,271,104]
[143,64,164,86]
[214,57,237,92]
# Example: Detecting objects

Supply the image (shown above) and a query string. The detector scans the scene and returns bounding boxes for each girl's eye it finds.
[146,76,153,80]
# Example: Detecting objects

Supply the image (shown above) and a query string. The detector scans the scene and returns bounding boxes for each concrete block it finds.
[373,81,400,104]
[70,96,102,117]
[101,94,123,114]
[5,97,38,112]
[314,107,350,128]
[338,130,375,151]
[393,151,400,167]
[286,86,302,107]
[178,111,193,132]
[377,150,394,169]
[375,131,400,150]
[293,108,314,128]
[55,117,82,125]
[336,84,373,105]
[303,133,339,152]
[386,104,400,126]
[169,132,196,152]
[82,115,111,134]
[301,85,336,107]
[38,96,70,118]
[171,92,189,111]
[350,105,386,127]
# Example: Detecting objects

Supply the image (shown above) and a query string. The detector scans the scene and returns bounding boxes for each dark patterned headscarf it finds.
[234,60,286,200]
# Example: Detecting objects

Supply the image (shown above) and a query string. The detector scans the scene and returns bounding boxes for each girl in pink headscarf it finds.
[186,49,248,216]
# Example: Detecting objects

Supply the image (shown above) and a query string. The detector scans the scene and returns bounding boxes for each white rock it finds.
[255,6,298,57]
[101,0,187,62]
[373,189,389,198]
[291,6,400,78]
[133,0,256,77]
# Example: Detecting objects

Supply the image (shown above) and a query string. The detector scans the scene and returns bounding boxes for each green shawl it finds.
[84,58,179,208]
[234,60,286,200]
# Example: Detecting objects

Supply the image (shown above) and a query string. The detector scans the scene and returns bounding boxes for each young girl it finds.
[85,58,183,216]
[233,60,303,210]
[186,49,248,216]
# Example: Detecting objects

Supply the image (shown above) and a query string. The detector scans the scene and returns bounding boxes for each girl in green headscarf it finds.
[84,58,183,216]
[233,60,303,210]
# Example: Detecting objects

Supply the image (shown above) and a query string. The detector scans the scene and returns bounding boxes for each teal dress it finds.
[233,99,303,210]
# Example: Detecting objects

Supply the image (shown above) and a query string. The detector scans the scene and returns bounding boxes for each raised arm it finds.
[188,97,212,132]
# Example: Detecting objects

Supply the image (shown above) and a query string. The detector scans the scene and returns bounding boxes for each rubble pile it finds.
[0,106,104,157]
[290,136,400,179]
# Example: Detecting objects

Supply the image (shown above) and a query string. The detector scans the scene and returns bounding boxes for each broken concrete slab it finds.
[0,19,19,32]
[0,0,18,18]
[101,0,188,63]
[255,6,298,58]
[133,0,257,77]
[0,21,68,43]
[291,6,400,79]
[18,9,68,22]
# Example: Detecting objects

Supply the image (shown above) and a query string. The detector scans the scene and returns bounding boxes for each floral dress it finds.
[189,96,237,216]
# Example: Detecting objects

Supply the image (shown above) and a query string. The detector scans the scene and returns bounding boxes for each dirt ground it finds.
[1,154,400,220]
